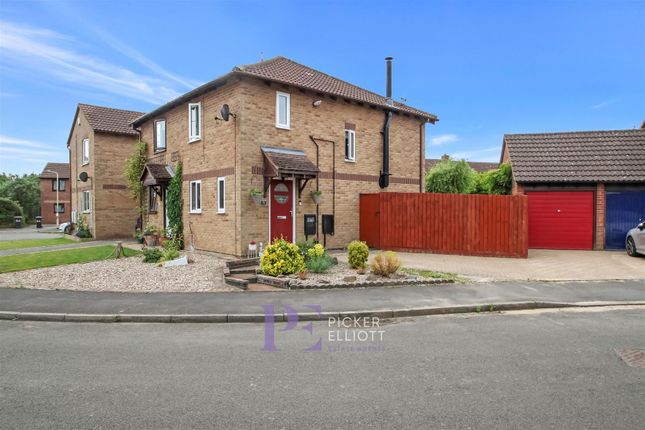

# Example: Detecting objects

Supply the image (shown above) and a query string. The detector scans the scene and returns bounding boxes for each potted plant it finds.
[133,228,144,244]
[143,224,159,246]
[310,190,322,205]
[250,188,264,206]
[158,228,168,246]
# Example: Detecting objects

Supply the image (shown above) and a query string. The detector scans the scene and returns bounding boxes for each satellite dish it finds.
[79,172,88,182]
[220,104,231,121]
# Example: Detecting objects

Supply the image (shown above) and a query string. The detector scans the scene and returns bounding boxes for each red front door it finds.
[270,180,293,242]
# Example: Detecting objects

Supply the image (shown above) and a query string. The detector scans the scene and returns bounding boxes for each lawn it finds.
[0,245,141,273]
[0,237,75,251]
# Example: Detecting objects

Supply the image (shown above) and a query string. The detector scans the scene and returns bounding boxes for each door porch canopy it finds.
[140,163,174,195]
[261,146,319,196]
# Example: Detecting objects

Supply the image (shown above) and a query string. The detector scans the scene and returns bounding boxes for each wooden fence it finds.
[360,193,528,258]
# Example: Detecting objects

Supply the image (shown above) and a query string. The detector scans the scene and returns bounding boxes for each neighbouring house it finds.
[38,162,71,225]
[67,103,144,239]
[425,155,498,174]
[501,129,645,250]
[133,56,437,256]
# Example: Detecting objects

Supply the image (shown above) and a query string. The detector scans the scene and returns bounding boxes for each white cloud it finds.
[590,99,616,109]
[430,134,459,146]
[0,146,59,158]
[450,146,500,162]
[0,135,51,149]
[0,21,185,105]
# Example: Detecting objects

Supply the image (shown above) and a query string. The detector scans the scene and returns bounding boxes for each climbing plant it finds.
[124,140,147,218]
[166,162,183,248]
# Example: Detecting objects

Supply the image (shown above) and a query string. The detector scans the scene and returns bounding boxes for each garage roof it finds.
[503,129,645,183]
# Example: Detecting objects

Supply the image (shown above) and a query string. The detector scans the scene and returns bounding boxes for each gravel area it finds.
[0,252,240,293]
[287,261,419,287]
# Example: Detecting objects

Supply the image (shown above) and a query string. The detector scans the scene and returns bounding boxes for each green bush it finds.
[425,158,477,194]
[142,247,162,263]
[159,248,180,263]
[306,254,334,273]
[472,163,512,195]
[348,240,369,269]
[260,238,305,276]
[296,239,317,261]
[75,215,92,238]
[0,197,23,225]
[164,235,183,251]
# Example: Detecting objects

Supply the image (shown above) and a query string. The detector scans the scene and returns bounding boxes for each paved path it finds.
[2,308,644,429]
[338,249,645,281]
[0,240,120,256]
[0,225,62,241]
[1,280,643,316]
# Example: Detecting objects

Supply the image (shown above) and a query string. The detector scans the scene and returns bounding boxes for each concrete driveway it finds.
[0,225,62,241]
[338,249,645,281]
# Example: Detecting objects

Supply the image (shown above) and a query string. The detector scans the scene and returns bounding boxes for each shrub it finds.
[260,238,305,276]
[425,157,477,194]
[370,251,401,277]
[165,233,184,251]
[75,215,92,238]
[347,240,369,269]
[306,254,334,273]
[307,243,325,259]
[124,140,147,218]
[159,248,180,263]
[142,247,162,263]
[0,197,23,225]
[166,162,183,238]
[296,239,317,261]
[143,224,158,235]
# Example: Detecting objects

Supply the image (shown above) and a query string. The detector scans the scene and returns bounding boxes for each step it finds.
[226,258,260,270]
[224,276,249,290]
[228,266,259,275]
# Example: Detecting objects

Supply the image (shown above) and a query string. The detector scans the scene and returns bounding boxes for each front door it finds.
[270,180,293,242]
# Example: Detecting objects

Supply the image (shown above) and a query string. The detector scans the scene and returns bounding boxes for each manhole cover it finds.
[615,348,645,369]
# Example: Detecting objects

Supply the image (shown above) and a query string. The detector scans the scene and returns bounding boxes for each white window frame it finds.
[82,138,90,165]
[217,177,226,214]
[275,92,290,129]
[71,210,78,224]
[154,119,166,151]
[82,191,91,213]
[189,180,202,214]
[344,129,356,162]
[188,103,202,142]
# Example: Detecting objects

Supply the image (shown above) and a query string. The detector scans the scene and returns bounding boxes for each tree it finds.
[0,173,40,221]
[124,140,147,219]
[425,158,477,194]
[472,164,513,195]
[0,197,23,225]
[166,162,183,247]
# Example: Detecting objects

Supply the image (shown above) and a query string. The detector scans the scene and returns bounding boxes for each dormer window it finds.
[275,92,290,129]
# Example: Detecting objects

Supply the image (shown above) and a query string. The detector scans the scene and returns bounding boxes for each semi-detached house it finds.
[133,56,437,256]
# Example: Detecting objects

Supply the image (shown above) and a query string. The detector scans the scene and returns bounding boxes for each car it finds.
[626,221,645,257]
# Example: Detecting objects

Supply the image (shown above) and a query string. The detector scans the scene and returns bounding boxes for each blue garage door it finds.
[605,191,645,249]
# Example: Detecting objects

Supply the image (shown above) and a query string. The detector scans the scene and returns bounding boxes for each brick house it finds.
[67,103,144,239]
[501,129,645,250]
[133,56,437,256]
[38,162,71,225]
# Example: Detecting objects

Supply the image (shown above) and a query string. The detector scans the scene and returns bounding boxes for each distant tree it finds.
[0,197,23,226]
[0,173,40,221]
[425,158,477,194]
[472,164,513,195]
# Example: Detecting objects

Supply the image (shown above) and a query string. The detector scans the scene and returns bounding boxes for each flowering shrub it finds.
[307,243,325,259]
[260,238,305,276]
[370,251,401,277]
[347,240,369,269]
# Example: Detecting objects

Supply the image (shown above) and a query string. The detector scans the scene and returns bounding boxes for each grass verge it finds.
[0,245,141,273]
[400,267,468,283]
[0,237,75,251]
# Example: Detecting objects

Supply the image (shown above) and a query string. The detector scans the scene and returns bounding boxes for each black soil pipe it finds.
[380,57,393,189]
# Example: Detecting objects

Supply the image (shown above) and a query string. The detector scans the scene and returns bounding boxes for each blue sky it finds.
[0,0,643,175]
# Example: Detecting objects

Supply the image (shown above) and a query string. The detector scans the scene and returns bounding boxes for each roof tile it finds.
[78,104,144,136]
[39,162,70,179]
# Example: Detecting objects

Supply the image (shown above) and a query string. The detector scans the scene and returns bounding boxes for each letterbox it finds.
[304,214,317,237]
[322,214,334,236]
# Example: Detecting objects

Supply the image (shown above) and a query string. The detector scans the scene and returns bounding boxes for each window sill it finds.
[217,210,226,215]
[344,158,356,163]
[189,210,202,215]
[154,148,166,154]
[82,210,91,214]
[276,124,290,130]
[148,210,158,214]
[188,138,201,144]
[82,162,89,166]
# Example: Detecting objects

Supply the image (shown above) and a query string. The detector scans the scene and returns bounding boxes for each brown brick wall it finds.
[39,177,71,224]
[69,109,138,239]
[595,182,606,250]
[138,77,426,256]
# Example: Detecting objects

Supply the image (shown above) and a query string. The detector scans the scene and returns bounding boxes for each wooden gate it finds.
[359,193,528,258]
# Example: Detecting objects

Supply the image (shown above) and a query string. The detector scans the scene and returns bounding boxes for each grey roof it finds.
[261,146,319,177]
[141,163,174,185]
[504,129,645,183]
[39,162,70,179]
[426,159,498,173]
[78,103,144,136]
[133,56,437,126]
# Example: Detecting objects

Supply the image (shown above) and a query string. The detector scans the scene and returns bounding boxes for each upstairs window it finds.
[82,138,90,164]
[217,177,225,214]
[189,103,201,142]
[189,180,202,213]
[344,129,356,161]
[154,119,166,151]
[149,188,158,213]
[52,179,66,191]
[54,203,65,213]
[276,92,290,129]
[82,191,91,212]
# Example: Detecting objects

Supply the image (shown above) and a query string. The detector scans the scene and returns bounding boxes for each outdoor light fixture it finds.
[312,100,322,107]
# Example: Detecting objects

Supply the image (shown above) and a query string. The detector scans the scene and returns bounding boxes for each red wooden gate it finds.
[359,193,528,258]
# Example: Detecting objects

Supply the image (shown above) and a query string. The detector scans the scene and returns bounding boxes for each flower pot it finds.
[311,194,322,205]
[248,243,257,252]
[252,194,264,206]
[143,234,158,246]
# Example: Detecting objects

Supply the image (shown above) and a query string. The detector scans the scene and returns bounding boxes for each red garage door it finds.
[527,191,594,250]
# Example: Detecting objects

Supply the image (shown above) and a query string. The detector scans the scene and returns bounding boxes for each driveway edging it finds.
[1,301,643,324]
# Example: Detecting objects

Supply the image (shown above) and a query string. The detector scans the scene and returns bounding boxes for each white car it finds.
[626,221,645,257]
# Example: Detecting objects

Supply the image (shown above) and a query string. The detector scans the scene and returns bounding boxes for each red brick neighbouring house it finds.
[39,162,71,225]
[501,129,645,250]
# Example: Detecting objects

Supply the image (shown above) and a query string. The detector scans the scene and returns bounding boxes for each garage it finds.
[605,190,645,249]
[527,191,594,249]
